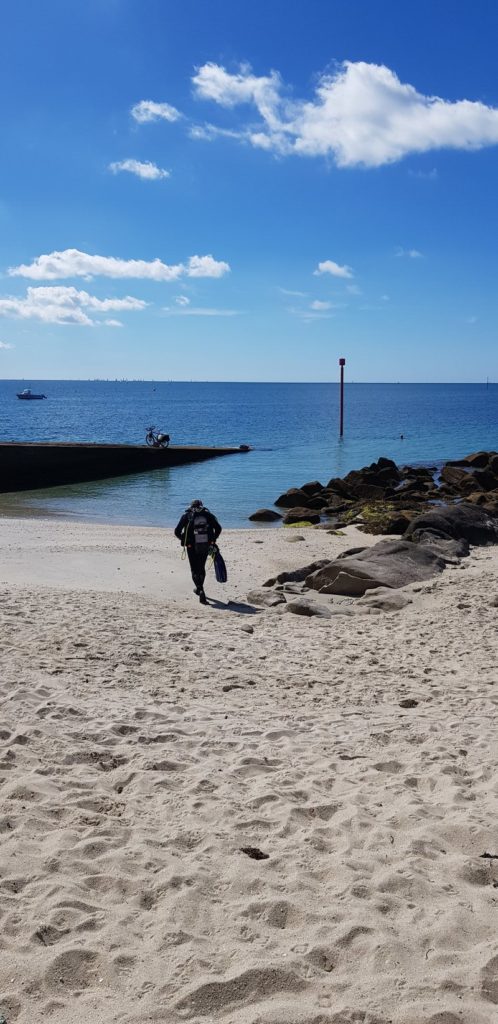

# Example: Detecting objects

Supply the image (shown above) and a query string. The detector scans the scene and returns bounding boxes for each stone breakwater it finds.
[249,450,498,534]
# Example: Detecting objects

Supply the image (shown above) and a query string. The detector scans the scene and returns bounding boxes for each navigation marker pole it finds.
[339,357,346,437]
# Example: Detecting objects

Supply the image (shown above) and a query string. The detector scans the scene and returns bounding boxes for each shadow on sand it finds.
[206,598,260,615]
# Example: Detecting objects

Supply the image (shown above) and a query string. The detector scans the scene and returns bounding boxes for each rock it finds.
[489,596,498,607]
[356,587,413,612]
[240,624,254,634]
[278,582,308,594]
[326,476,352,497]
[282,507,321,525]
[348,482,390,501]
[439,465,477,493]
[306,539,446,596]
[322,571,380,596]
[472,468,498,491]
[300,480,325,495]
[248,508,282,522]
[275,488,315,508]
[247,589,286,608]
[399,698,419,708]
[264,559,331,587]
[283,534,305,542]
[401,465,434,481]
[285,599,332,618]
[321,496,352,513]
[358,509,414,536]
[412,532,470,561]
[405,503,498,546]
[449,451,493,469]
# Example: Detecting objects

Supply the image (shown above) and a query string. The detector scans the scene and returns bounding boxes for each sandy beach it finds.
[1,515,497,1024]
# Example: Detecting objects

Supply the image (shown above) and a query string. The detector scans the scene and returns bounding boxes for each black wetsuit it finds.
[174,507,222,592]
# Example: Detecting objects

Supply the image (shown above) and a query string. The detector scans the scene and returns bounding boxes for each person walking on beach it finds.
[174,499,222,604]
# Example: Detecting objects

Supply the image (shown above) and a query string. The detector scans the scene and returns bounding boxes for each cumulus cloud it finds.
[310,299,332,310]
[9,248,230,282]
[191,60,498,167]
[314,259,353,279]
[0,286,147,326]
[131,99,181,123]
[0,341,13,349]
[109,159,170,180]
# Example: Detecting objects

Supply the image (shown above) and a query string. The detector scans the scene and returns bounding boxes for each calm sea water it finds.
[1,380,497,527]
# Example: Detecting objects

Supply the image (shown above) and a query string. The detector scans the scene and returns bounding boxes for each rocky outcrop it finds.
[405,503,498,546]
[305,540,446,596]
[257,451,498,533]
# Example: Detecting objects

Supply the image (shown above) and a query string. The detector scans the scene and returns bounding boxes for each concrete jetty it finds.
[0,441,249,493]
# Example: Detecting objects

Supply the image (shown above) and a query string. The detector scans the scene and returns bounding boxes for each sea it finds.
[1,380,497,528]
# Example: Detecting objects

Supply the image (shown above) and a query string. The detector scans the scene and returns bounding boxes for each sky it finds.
[1,0,498,382]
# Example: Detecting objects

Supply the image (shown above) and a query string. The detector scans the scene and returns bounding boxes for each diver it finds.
[174,499,222,604]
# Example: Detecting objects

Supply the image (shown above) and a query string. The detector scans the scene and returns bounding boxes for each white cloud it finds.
[109,159,170,180]
[314,259,353,279]
[175,295,190,306]
[186,254,229,278]
[163,306,240,317]
[310,299,332,310]
[0,341,13,349]
[131,99,181,123]
[9,248,230,282]
[188,123,246,142]
[278,287,309,298]
[396,247,423,259]
[191,60,498,167]
[104,319,123,327]
[346,283,362,295]
[0,286,147,326]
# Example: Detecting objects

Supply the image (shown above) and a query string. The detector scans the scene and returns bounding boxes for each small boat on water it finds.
[16,388,47,400]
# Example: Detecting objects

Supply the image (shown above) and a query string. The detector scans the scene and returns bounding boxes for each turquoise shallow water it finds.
[1,379,497,527]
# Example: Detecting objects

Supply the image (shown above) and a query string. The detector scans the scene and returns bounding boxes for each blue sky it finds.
[1,0,498,382]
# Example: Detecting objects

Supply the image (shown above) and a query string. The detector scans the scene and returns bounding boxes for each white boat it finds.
[15,387,47,399]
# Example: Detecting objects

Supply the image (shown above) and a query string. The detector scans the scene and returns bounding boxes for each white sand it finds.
[0,515,497,1024]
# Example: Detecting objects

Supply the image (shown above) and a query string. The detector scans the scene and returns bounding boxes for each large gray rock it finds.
[405,503,498,546]
[305,539,446,596]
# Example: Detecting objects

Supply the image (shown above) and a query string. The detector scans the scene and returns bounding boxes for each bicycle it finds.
[145,425,170,448]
